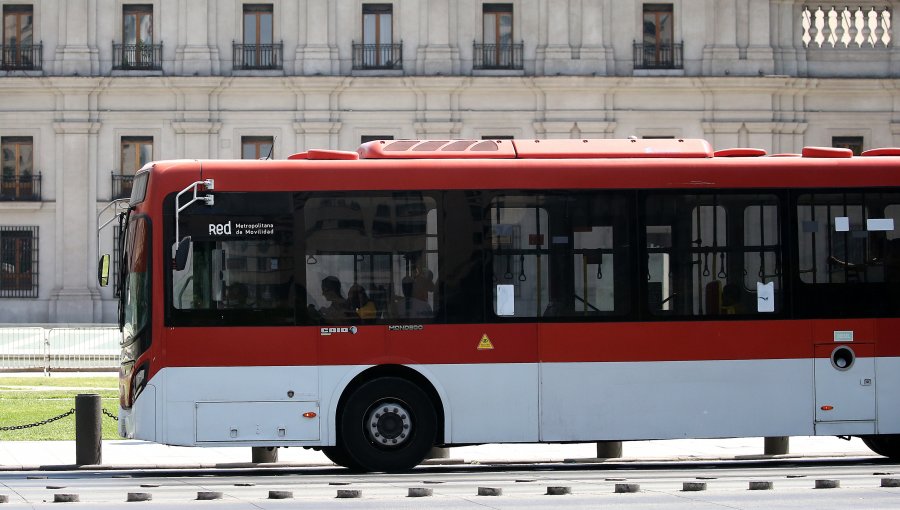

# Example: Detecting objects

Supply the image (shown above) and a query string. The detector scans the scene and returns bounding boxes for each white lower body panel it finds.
[124,357,895,447]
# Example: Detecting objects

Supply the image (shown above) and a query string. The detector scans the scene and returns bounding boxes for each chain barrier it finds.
[0,408,75,431]
[0,406,119,431]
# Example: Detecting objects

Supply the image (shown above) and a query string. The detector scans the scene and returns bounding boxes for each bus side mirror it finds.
[173,237,191,271]
[98,254,110,287]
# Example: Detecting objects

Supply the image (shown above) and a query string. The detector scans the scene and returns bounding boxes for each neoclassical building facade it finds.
[0,0,898,323]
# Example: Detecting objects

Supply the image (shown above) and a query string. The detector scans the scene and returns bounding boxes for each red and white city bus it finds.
[99,138,900,472]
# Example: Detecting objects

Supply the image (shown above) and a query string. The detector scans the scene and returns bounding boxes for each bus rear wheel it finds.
[862,435,900,459]
[339,376,437,472]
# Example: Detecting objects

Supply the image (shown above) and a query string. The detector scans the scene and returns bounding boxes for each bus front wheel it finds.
[321,445,363,471]
[339,376,437,472]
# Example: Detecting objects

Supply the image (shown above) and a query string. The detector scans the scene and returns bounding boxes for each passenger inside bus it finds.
[319,275,355,322]
[225,282,249,308]
[389,276,433,318]
[348,284,377,320]
[720,283,747,314]
[413,269,435,304]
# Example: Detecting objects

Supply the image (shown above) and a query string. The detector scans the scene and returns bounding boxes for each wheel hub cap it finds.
[366,402,412,447]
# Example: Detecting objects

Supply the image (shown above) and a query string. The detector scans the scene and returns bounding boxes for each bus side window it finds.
[645,193,782,318]
[489,195,549,318]
[303,193,439,325]
[795,193,900,318]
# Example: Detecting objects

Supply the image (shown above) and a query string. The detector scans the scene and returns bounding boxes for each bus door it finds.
[813,321,876,435]
[470,193,541,443]
[517,192,633,442]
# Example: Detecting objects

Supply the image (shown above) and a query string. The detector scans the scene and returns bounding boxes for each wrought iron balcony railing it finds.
[473,41,524,70]
[113,42,163,70]
[0,173,41,201]
[352,42,403,70]
[1,43,42,71]
[111,172,135,200]
[633,42,684,70]
[233,42,283,70]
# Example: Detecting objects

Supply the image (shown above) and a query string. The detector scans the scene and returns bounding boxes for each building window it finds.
[0,226,38,298]
[635,4,682,70]
[833,136,864,156]
[113,5,161,70]
[482,135,514,140]
[242,136,274,159]
[113,137,152,199]
[2,5,40,71]
[235,4,281,70]
[474,4,522,70]
[354,4,401,69]
[1,137,39,201]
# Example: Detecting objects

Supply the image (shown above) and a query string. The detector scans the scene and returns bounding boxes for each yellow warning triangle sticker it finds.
[477,334,494,350]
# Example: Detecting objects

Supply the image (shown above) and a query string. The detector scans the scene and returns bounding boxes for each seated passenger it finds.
[348,284,377,319]
[319,275,355,322]
[720,283,746,314]
[389,276,433,319]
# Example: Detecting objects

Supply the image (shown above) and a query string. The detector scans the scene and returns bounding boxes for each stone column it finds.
[51,120,101,323]
[745,0,775,74]
[418,0,458,75]
[55,0,98,76]
[771,0,804,75]
[299,0,338,75]
[175,0,215,76]
[579,0,613,75]
[702,0,741,75]
[537,0,574,75]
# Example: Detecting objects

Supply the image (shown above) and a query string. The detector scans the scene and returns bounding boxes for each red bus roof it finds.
[138,139,900,199]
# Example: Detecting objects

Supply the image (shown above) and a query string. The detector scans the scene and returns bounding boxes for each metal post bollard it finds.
[252,447,278,463]
[596,441,623,458]
[426,447,450,459]
[75,394,102,466]
[764,436,789,455]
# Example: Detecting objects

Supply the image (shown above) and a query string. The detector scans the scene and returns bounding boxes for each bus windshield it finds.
[122,215,151,343]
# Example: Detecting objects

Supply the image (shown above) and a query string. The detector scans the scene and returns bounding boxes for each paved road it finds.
[2,458,900,508]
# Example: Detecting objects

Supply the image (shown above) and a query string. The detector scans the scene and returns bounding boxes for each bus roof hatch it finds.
[511,138,714,159]
[358,139,518,159]
[357,138,714,159]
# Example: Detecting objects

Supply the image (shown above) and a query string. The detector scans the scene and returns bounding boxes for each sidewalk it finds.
[0,436,876,471]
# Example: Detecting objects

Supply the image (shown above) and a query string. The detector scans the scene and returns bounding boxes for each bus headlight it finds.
[133,364,148,402]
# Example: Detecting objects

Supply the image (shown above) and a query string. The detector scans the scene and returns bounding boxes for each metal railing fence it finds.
[0,325,119,373]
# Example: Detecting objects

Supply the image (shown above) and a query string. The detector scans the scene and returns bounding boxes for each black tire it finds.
[862,435,900,459]
[321,445,363,471]
[339,376,437,472]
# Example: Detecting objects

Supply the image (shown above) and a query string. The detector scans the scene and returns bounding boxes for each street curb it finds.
[0,452,879,472]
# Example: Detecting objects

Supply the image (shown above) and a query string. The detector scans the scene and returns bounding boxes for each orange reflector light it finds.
[303,412,317,418]
[820,405,834,411]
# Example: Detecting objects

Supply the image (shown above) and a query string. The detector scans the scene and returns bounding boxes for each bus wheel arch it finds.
[333,365,445,472]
